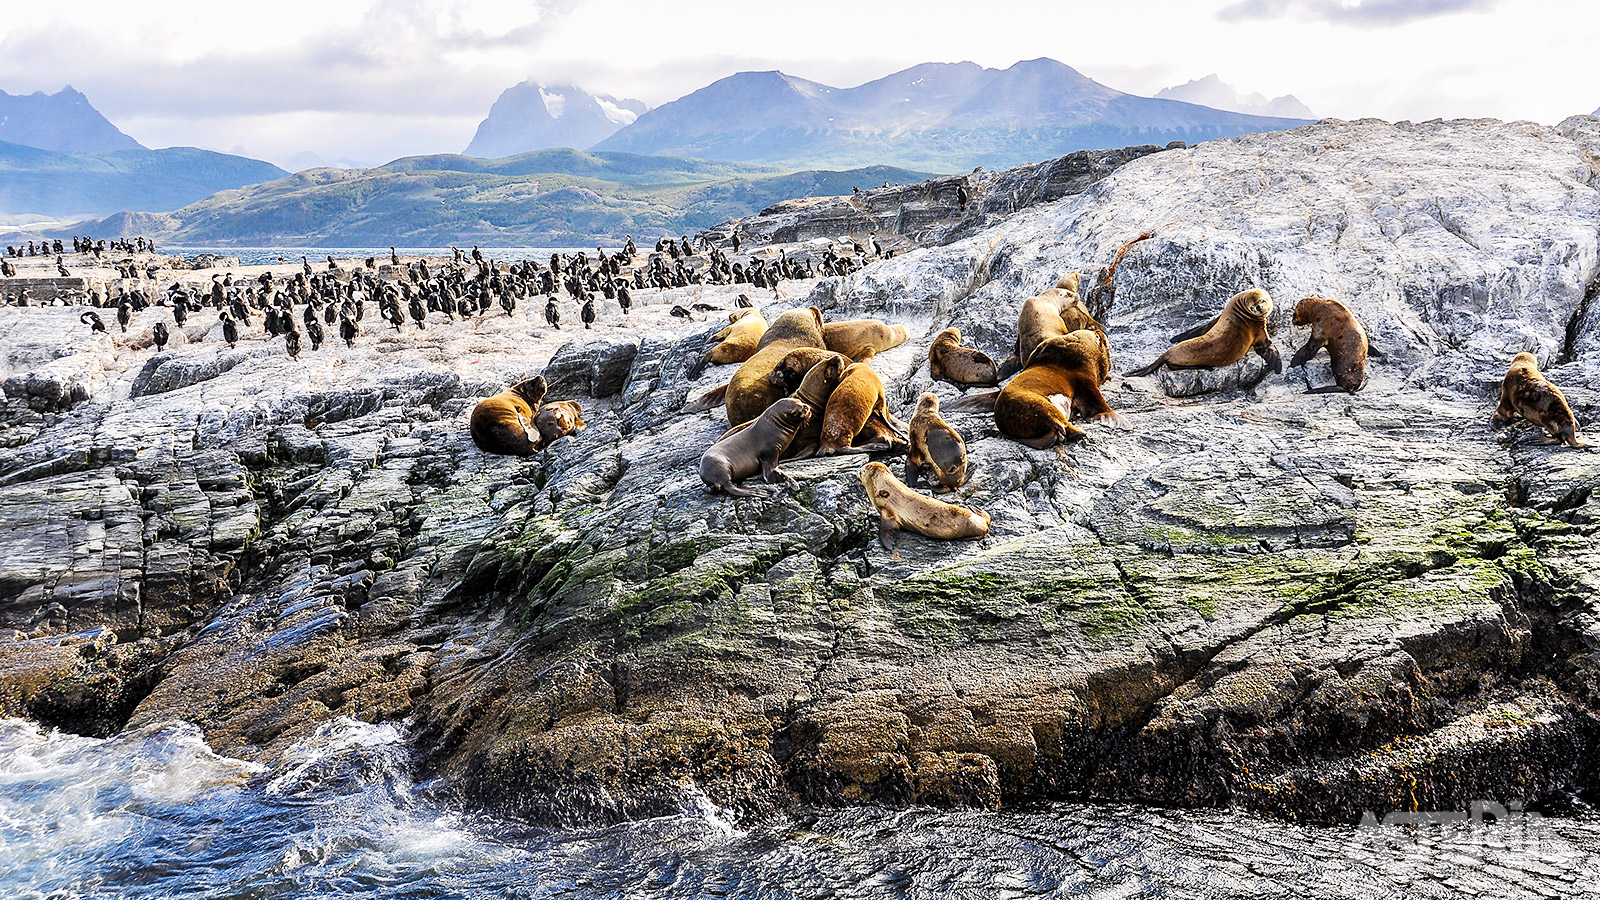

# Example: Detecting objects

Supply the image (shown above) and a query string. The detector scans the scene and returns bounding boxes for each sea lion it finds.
[724,307,827,426]
[1010,273,1107,380]
[906,393,968,493]
[1128,288,1282,377]
[860,462,989,559]
[700,397,813,496]
[1290,296,1368,393]
[818,362,906,455]
[1492,353,1589,447]
[535,399,587,445]
[688,308,768,379]
[767,347,853,395]
[928,327,999,388]
[995,330,1118,449]
[822,319,909,361]
[469,376,548,456]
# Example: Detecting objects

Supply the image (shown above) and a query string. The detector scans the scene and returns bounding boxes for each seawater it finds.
[2,716,1597,899]
[164,248,606,267]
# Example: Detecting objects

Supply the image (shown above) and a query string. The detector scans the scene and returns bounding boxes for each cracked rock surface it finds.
[3,117,1599,826]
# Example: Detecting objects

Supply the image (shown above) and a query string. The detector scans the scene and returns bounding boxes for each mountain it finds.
[592,58,1314,171]
[464,82,648,158]
[1155,75,1315,120]
[0,141,289,218]
[57,149,930,246]
[0,86,144,153]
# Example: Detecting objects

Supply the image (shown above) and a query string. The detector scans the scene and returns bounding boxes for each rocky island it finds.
[2,115,1598,829]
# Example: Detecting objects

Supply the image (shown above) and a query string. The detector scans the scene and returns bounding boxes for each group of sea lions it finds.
[468,375,587,456]
[466,265,1590,557]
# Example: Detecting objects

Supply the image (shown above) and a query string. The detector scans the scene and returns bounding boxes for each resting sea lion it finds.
[1010,273,1108,380]
[1492,353,1590,447]
[1290,296,1368,393]
[995,330,1118,449]
[823,319,909,361]
[929,327,999,389]
[700,397,813,496]
[688,308,768,378]
[860,462,989,559]
[906,393,967,493]
[1128,288,1282,377]
[818,362,906,455]
[535,400,587,445]
[710,307,827,425]
[768,347,853,396]
[469,376,548,456]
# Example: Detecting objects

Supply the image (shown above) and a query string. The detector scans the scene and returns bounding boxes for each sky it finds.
[0,0,1594,169]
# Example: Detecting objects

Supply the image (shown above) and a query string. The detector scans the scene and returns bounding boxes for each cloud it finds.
[1217,0,1499,27]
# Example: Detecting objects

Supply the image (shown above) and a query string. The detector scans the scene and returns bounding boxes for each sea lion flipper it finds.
[685,383,730,413]
[1126,358,1164,377]
[876,515,902,555]
[949,390,1001,412]
[1290,337,1324,369]
[687,349,715,380]
[1256,341,1284,374]
[1170,315,1219,344]
[996,354,1022,381]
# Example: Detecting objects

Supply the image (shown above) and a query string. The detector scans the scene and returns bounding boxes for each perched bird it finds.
[340,316,357,348]
[581,297,596,329]
[221,312,239,348]
[691,302,717,313]
[285,328,302,359]
[499,292,515,317]
[81,311,107,333]
[116,303,132,333]
[408,295,427,330]
[56,256,70,277]
[735,294,754,309]
[390,247,400,266]
[670,305,692,320]
[151,321,169,351]
[544,297,561,329]
[306,317,325,350]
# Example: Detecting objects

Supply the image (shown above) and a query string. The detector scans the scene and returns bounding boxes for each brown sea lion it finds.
[700,397,813,496]
[1010,273,1109,380]
[1128,288,1282,377]
[721,353,850,459]
[906,393,967,493]
[823,319,909,361]
[928,327,999,389]
[469,376,547,456]
[1290,296,1368,393]
[535,399,587,445]
[1492,353,1590,447]
[818,362,906,455]
[860,461,989,559]
[723,307,827,426]
[995,330,1118,449]
[688,308,767,378]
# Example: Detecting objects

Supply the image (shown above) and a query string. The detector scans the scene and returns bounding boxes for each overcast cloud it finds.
[0,0,1591,168]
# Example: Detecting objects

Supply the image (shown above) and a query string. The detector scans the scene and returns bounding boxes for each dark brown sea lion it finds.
[534,399,587,445]
[906,393,967,493]
[469,376,547,456]
[767,347,853,396]
[723,307,827,426]
[1128,288,1281,377]
[1290,296,1368,393]
[823,319,909,361]
[818,362,905,455]
[700,397,813,496]
[688,308,767,378]
[995,330,1118,449]
[1492,353,1590,447]
[928,327,999,389]
[860,461,989,559]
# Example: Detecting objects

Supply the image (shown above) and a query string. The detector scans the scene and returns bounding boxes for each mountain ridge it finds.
[465,82,648,158]
[0,86,143,154]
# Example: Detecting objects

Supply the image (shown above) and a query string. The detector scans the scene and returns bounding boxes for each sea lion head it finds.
[916,392,940,415]
[1510,351,1540,373]
[1055,271,1081,294]
[511,376,547,406]
[1230,288,1273,322]
[1025,330,1100,370]
[934,327,961,347]
[859,461,892,497]
[769,396,813,429]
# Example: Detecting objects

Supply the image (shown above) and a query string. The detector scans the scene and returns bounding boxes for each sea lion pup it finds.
[718,354,849,459]
[767,347,853,396]
[1128,288,1282,377]
[718,307,827,425]
[688,308,767,379]
[1493,353,1590,447]
[906,393,967,493]
[1009,273,1107,380]
[822,319,909,361]
[818,362,906,455]
[928,327,999,389]
[995,330,1118,449]
[700,397,813,497]
[1290,296,1368,393]
[860,462,989,558]
[469,376,548,456]
[535,400,587,445]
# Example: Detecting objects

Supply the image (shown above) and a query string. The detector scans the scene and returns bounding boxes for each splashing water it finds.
[2,716,1598,899]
